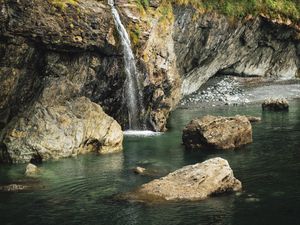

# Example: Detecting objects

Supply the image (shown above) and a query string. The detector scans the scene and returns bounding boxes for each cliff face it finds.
[0,0,182,132]
[173,6,300,95]
[0,0,299,152]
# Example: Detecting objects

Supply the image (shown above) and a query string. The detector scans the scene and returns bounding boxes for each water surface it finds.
[1,100,300,225]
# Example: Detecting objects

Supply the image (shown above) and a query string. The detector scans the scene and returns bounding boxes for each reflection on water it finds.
[0,100,300,225]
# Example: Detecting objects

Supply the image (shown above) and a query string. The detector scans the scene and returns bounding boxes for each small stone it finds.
[25,163,39,176]
[133,166,146,175]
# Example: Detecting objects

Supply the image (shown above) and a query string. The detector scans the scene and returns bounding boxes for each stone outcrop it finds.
[262,98,289,111]
[0,78,123,164]
[182,115,253,150]
[123,157,242,202]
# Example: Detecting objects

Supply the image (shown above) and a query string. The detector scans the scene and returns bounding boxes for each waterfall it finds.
[108,0,143,130]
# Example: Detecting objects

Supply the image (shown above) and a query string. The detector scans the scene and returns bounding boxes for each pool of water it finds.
[1,100,300,225]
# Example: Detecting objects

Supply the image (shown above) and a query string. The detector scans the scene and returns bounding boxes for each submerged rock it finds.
[25,163,39,176]
[123,157,242,202]
[262,98,289,111]
[182,115,252,150]
[0,184,30,192]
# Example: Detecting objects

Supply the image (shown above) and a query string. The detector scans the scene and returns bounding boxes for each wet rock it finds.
[246,116,261,123]
[182,115,252,150]
[25,163,39,176]
[133,166,146,175]
[0,184,30,192]
[123,157,242,202]
[262,98,289,111]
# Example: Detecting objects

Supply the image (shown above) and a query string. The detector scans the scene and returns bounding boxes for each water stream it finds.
[108,0,143,130]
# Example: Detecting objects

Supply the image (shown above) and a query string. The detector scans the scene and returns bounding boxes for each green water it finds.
[1,100,300,225]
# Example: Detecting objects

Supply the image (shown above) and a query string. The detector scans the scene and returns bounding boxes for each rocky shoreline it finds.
[180,76,300,108]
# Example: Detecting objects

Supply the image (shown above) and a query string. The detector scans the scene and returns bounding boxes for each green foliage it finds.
[136,0,150,10]
[169,0,300,21]
[50,0,78,10]
[129,23,142,46]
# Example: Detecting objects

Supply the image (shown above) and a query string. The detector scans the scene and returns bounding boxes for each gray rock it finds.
[182,115,252,150]
[123,157,242,202]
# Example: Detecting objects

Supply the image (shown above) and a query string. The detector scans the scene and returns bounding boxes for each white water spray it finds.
[108,0,143,130]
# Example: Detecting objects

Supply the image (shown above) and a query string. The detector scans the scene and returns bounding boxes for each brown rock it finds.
[262,98,289,111]
[123,157,242,202]
[182,115,253,150]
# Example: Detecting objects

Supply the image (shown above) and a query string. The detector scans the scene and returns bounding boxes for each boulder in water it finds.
[262,98,289,111]
[0,79,123,163]
[25,163,39,176]
[182,115,252,150]
[123,157,241,202]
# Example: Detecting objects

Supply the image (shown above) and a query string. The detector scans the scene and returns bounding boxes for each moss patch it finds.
[50,0,78,10]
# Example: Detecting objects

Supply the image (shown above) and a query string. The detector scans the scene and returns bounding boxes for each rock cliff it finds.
[0,0,299,162]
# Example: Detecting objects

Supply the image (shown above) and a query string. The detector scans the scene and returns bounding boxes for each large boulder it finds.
[182,115,252,150]
[123,157,242,202]
[0,78,123,164]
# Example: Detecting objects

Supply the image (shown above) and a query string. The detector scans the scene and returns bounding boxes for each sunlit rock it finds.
[182,115,252,150]
[123,157,242,202]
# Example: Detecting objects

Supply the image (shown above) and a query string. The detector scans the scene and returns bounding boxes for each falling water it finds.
[108,0,143,130]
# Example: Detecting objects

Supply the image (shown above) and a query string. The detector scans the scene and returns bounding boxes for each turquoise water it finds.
[0,100,300,225]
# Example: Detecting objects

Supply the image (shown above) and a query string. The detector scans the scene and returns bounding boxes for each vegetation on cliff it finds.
[50,0,78,9]
[137,0,300,21]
